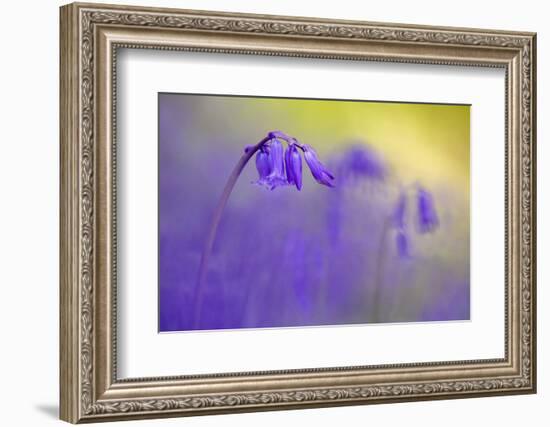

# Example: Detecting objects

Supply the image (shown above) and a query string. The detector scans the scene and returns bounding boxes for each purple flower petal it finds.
[284,145,294,185]
[255,147,272,179]
[264,139,288,190]
[303,144,335,188]
[285,144,303,190]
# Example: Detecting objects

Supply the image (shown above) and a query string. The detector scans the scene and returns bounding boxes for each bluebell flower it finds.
[255,145,272,179]
[266,138,288,190]
[251,132,335,191]
[303,144,335,188]
[417,186,439,233]
[254,139,288,190]
[285,144,303,190]
[340,144,386,181]
[395,229,410,258]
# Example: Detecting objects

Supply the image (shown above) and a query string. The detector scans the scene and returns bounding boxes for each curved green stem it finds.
[193,137,270,329]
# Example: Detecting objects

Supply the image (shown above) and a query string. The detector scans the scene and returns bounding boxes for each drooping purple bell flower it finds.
[196,130,335,326]
[303,144,335,188]
[251,132,334,191]
[254,139,288,190]
[266,138,288,190]
[255,146,272,179]
[417,186,439,233]
[285,144,303,190]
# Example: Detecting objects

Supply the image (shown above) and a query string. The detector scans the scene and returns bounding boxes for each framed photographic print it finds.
[59,2,537,423]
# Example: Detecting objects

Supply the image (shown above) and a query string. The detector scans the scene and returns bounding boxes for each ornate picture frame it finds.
[60,2,536,423]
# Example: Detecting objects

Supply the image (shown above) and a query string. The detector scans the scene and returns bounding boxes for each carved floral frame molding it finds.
[60,2,536,423]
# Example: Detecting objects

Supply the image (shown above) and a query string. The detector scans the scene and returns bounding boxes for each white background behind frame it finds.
[116,48,505,378]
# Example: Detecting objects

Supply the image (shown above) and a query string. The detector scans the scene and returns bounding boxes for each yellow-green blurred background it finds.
[195,96,470,202]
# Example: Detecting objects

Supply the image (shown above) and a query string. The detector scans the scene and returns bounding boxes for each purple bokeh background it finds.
[159,94,470,332]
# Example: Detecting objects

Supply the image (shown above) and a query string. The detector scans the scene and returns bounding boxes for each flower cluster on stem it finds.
[253,130,334,190]
[194,130,333,328]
